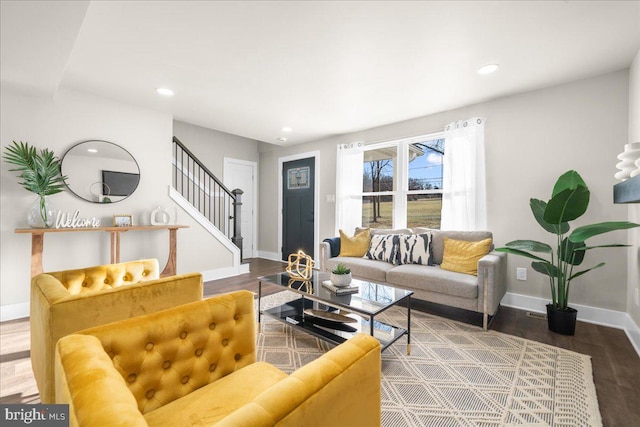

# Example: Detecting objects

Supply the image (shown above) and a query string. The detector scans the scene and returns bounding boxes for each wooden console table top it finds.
[15,225,188,234]
[16,225,189,278]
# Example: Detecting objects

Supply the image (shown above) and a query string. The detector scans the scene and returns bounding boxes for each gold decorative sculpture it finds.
[286,250,314,280]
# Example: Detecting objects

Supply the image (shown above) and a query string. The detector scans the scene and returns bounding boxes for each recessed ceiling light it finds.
[477,64,500,75]
[277,137,287,143]
[87,148,98,153]
[156,87,174,96]
[282,127,293,133]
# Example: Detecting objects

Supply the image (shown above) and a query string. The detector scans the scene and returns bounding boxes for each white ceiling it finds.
[2,1,639,146]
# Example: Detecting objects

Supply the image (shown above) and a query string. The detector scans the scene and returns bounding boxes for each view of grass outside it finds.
[407,196,442,229]
[362,196,442,229]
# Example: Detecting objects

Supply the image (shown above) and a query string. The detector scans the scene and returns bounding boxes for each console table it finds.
[15,225,188,278]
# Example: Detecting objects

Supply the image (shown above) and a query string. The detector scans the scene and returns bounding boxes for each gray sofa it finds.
[319,228,507,329]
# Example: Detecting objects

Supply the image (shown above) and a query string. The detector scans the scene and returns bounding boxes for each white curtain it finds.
[335,142,364,235]
[441,118,487,231]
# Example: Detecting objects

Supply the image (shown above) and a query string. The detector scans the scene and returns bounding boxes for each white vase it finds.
[27,195,55,228]
[616,143,640,181]
[330,272,352,288]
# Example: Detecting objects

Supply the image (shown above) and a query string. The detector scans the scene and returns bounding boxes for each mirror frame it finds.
[61,140,140,204]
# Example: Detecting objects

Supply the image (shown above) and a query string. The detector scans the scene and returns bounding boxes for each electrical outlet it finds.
[516,267,527,281]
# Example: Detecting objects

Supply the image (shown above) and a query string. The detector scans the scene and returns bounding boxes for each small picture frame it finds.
[113,214,133,227]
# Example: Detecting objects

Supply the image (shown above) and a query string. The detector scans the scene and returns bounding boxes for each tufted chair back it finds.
[31,259,203,404]
[48,258,160,295]
[79,290,256,414]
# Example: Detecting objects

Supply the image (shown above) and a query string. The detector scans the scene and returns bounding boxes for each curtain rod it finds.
[362,128,445,148]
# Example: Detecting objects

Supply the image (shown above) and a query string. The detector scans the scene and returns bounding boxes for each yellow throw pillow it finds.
[339,228,371,257]
[440,237,492,276]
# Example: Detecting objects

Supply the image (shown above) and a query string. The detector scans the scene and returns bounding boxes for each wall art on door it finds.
[287,166,310,189]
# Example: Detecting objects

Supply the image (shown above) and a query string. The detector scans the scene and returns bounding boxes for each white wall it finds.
[173,120,260,177]
[0,87,233,320]
[259,69,631,312]
[628,50,640,328]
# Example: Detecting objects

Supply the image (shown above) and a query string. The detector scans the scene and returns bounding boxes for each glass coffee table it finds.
[258,271,412,354]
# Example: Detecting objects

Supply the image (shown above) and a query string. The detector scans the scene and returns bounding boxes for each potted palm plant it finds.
[496,170,639,335]
[3,141,67,228]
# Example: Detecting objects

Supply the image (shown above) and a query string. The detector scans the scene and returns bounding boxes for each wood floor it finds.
[2,257,639,426]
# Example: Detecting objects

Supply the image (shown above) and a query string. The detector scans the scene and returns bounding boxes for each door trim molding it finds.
[278,151,320,262]
[223,157,258,258]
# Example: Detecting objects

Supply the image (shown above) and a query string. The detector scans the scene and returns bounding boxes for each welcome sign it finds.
[55,210,100,228]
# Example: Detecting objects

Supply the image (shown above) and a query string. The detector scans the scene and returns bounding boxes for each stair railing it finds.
[172,137,243,258]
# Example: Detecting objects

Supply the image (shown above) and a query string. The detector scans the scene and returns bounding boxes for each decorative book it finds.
[321,280,359,294]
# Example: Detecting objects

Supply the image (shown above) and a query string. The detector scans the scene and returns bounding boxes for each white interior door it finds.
[224,159,256,258]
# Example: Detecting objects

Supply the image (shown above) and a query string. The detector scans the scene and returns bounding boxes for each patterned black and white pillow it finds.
[365,234,400,264]
[399,233,433,265]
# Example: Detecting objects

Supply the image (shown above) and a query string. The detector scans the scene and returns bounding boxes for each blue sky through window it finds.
[408,145,443,190]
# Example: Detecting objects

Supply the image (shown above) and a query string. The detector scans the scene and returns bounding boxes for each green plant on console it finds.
[332,264,351,275]
[496,170,640,311]
[3,141,67,226]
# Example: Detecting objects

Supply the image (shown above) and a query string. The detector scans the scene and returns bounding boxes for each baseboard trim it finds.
[0,302,29,322]
[503,292,640,357]
[256,251,283,262]
[201,264,250,282]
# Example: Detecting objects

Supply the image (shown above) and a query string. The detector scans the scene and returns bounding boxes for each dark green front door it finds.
[282,157,315,260]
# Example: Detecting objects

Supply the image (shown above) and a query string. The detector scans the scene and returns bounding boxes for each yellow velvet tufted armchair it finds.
[55,290,382,427]
[31,258,203,403]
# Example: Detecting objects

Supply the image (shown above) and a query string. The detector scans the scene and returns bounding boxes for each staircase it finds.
[170,137,245,275]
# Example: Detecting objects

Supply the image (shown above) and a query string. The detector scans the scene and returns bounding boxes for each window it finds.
[406,140,443,229]
[360,133,444,230]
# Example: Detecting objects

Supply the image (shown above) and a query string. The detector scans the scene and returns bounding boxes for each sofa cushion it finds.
[339,228,371,257]
[440,237,493,276]
[365,234,400,264]
[399,233,433,266]
[325,257,397,283]
[386,264,478,299]
[144,362,287,426]
[415,229,493,265]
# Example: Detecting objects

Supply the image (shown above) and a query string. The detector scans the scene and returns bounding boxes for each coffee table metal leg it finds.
[258,280,262,333]
[370,315,374,336]
[407,295,411,355]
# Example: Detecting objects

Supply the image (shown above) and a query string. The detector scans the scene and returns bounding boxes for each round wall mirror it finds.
[61,140,140,203]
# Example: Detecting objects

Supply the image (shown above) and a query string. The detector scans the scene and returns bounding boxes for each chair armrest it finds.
[56,334,148,427]
[216,333,381,427]
[477,251,507,316]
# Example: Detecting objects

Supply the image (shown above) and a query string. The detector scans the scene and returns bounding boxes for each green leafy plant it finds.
[496,170,639,311]
[3,141,67,226]
[332,264,351,275]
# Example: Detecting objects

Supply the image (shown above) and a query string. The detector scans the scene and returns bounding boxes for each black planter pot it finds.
[546,304,578,335]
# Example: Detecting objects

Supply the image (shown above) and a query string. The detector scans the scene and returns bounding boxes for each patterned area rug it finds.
[257,291,602,427]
